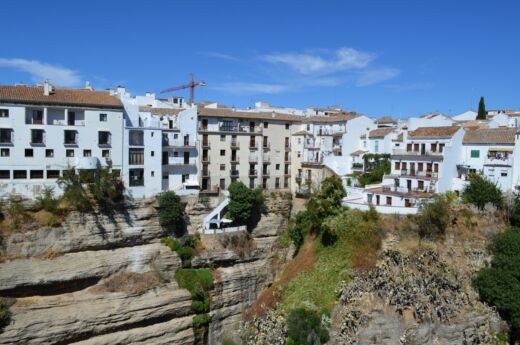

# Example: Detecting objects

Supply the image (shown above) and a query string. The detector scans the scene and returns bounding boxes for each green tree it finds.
[286,308,329,345]
[477,96,487,120]
[57,169,92,212]
[462,173,503,210]
[416,195,451,239]
[317,175,346,207]
[158,191,184,229]
[227,182,263,226]
[88,167,125,209]
[474,227,520,341]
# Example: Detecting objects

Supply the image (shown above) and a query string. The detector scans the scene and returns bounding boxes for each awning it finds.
[489,147,513,152]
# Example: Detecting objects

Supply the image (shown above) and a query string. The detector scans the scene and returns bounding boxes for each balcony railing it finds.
[165,140,197,148]
[211,124,263,134]
[263,142,270,150]
[231,157,239,163]
[352,163,364,170]
[304,143,320,150]
[202,156,210,163]
[392,149,443,157]
[167,158,197,166]
[381,186,433,194]
[397,170,438,178]
[262,154,270,163]
[230,140,240,148]
[249,169,257,176]
[485,156,513,166]
[262,169,270,175]
[249,142,259,149]
[249,155,258,163]
[202,170,210,177]
[230,169,239,176]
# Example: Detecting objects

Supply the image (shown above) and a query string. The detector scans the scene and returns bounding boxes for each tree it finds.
[227,182,263,226]
[158,191,184,230]
[416,195,451,239]
[462,173,503,210]
[317,175,346,207]
[88,167,125,209]
[474,228,520,341]
[286,308,329,345]
[57,169,91,212]
[477,96,487,120]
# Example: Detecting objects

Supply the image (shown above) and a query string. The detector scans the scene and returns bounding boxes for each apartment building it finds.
[457,128,520,191]
[344,125,464,213]
[197,107,298,192]
[0,82,124,198]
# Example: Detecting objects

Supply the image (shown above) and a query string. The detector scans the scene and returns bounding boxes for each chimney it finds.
[85,81,93,91]
[43,80,53,96]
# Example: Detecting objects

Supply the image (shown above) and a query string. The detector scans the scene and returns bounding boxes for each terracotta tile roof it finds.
[463,128,517,145]
[376,116,397,124]
[368,127,395,138]
[197,107,303,122]
[292,130,313,136]
[507,112,520,117]
[408,126,461,139]
[301,113,358,123]
[0,85,123,109]
[350,149,367,156]
[139,106,182,115]
[392,132,404,141]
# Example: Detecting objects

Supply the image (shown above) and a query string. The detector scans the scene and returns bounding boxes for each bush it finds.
[317,175,345,207]
[0,298,10,331]
[35,186,59,214]
[3,195,27,230]
[57,169,92,212]
[161,234,197,267]
[46,214,62,227]
[88,167,125,208]
[416,195,451,239]
[174,268,214,313]
[474,227,520,341]
[286,308,329,345]
[228,182,264,226]
[158,191,184,229]
[462,173,503,210]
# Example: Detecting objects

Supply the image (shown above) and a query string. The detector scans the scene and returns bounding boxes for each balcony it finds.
[262,142,270,150]
[202,156,210,163]
[304,142,320,150]
[230,140,240,149]
[249,169,258,176]
[249,155,258,163]
[165,140,197,149]
[202,140,210,148]
[167,158,197,166]
[249,142,259,149]
[485,155,513,166]
[218,124,263,134]
[231,156,239,163]
[352,162,364,171]
[202,170,210,177]
[262,169,270,176]
[284,154,291,162]
[302,158,323,166]
[392,148,443,159]
[333,145,342,152]
[284,169,291,176]
[397,170,438,179]
[262,154,270,163]
[377,185,434,197]
[284,144,291,151]
[230,169,239,176]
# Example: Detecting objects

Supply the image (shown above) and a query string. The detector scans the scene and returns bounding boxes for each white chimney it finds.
[43,80,53,96]
[85,81,93,91]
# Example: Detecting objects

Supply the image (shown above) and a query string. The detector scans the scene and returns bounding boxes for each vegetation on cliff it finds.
[158,191,185,231]
[228,181,264,227]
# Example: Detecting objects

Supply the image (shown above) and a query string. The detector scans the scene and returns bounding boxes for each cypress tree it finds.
[477,96,486,120]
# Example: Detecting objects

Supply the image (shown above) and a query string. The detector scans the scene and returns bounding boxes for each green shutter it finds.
[471,150,480,158]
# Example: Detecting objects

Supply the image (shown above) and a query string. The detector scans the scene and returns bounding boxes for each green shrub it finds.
[174,268,214,313]
[193,313,212,344]
[58,169,92,212]
[88,167,125,208]
[286,308,329,345]
[474,227,520,341]
[416,195,451,239]
[193,313,212,328]
[228,182,264,226]
[3,195,27,230]
[161,234,197,267]
[35,186,59,214]
[47,214,62,227]
[0,298,10,331]
[158,191,184,228]
[462,173,503,210]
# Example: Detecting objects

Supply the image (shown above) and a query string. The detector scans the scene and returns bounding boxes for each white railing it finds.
[168,158,197,166]
[392,149,443,156]
[485,156,513,166]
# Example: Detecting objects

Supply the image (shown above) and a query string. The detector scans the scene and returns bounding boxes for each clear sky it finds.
[1,0,519,117]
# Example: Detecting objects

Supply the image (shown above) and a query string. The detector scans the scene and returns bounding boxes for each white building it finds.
[0,82,124,199]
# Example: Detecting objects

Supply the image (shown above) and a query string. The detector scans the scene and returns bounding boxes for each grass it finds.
[174,268,214,313]
[93,272,162,295]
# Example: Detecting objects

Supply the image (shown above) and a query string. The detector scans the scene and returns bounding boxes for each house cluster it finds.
[1,82,519,214]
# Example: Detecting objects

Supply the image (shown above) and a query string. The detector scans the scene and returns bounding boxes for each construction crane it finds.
[160,73,206,104]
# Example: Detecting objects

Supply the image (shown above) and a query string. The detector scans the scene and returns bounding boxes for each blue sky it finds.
[1,0,519,117]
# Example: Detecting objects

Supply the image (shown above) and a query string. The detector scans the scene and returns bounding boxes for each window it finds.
[275,177,280,189]
[501,170,508,177]
[276,164,280,170]
[173,151,178,157]
[129,130,144,145]
[363,140,367,148]
[220,149,225,156]
[263,122,268,129]
[0,128,12,143]
[220,135,226,142]
[285,123,290,130]
[13,170,27,179]
[83,150,92,157]
[64,130,77,145]
[31,110,43,124]
[129,168,144,186]
[174,134,178,139]
[25,149,33,157]
[66,149,74,157]
[306,124,310,131]
[98,131,111,145]
[151,171,155,177]
[151,151,155,157]
[99,113,107,122]
[102,150,110,158]
[47,170,60,179]
[151,132,154,137]
[0,170,9,179]
[0,109,8,118]
[471,150,480,158]
[129,148,145,165]
[375,140,379,153]
[395,162,400,170]
[0,148,9,157]
[30,170,44,179]
[220,164,225,171]
[46,149,54,158]
[31,129,44,144]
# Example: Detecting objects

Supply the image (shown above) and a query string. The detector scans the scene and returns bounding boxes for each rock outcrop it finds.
[0,194,292,345]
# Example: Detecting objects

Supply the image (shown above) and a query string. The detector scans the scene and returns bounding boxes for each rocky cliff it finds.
[0,195,292,345]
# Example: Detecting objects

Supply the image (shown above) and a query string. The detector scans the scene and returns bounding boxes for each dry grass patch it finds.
[93,271,162,295]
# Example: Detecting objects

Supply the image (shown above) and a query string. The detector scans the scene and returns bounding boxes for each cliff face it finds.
[0,195,292,345]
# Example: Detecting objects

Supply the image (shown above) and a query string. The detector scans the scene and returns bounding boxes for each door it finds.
[386,197,392,205]
[376,195,380,205]
[219,178,226,190]
[184,135,189,146]
[407,179,412,191]
[405,199,411,207]
[202,178,208,190]
[421,144,426,155]
[68,111,75,126]
[418,180,424,190]
[249,121,255,132]
[183,152,190,164]
[162,152,168,165]
[202,119,208,130]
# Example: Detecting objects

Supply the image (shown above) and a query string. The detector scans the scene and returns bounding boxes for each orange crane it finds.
[160,73,206,104]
